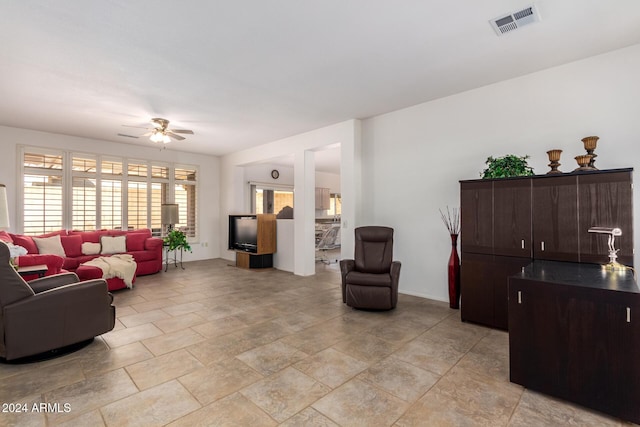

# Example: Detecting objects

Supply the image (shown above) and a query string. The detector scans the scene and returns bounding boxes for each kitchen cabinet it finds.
[315,187,330,210]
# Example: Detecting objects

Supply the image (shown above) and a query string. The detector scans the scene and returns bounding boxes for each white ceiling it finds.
[1,1,640,169]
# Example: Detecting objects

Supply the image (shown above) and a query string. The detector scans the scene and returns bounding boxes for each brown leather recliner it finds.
[0,241,115,361]
[340,226,401,310]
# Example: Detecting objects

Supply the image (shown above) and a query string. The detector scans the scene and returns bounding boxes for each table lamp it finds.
[588,226,627,270]
[161,204,179,233]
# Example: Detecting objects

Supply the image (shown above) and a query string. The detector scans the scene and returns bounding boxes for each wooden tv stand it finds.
[235,252,273,269]
[233,214,276,269]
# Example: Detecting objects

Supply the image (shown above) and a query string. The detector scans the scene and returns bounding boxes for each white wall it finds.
[0,126,221,262]
[242,163,340,196]
[361,43,640,302]
[220,120,360,276]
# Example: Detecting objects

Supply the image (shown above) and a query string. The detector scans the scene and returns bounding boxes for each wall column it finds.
[293,149,316,276]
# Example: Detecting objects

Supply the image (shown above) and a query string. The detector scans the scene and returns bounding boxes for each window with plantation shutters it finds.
[127,161,148,231]
[21,147,198,239]
[72,155,97,230]
[150,165,169,236]
[174,166,197,237]
[101,158,123,230]
[23,152,64,235]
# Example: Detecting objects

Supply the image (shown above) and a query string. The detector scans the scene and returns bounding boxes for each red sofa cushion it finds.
[0,231,13,243]
[126,233,148,252]
[11,234,38,254]
[69,230,110,243]
[38,230,68,237]
[62,257,80,271]
[60,235,83,257]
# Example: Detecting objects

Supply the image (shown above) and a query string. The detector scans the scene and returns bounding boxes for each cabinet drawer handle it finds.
[627,307,631,323]
[541,241,545,251]
[518,291,522,304]
[521,240,525,249]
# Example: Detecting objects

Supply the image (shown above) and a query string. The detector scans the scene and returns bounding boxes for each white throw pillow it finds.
[32,235,66,257]
[100,235,126,254]
[82,242,101,255]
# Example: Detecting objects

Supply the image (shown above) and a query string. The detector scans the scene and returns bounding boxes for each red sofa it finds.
[4,229,163,290]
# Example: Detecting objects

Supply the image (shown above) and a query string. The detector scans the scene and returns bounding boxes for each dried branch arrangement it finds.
[439,206,460,235]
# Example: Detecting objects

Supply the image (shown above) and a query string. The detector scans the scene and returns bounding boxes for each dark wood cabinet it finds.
[493,179,531,258]
[577,171,633,266]
[460,181,493,255]
[532,175,579,261]
[460,253,494,326]
[460,168,633,331]
[492,256,531,329]
[460,253,529,330]
[509,261,640,424]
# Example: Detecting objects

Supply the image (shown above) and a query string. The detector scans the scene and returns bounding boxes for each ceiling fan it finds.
[122,118,194,143]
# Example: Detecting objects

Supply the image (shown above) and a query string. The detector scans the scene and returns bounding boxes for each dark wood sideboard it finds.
[459,168,634,330]
[509,260,640,424]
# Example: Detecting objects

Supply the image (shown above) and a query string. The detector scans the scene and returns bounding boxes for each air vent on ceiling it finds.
[490,4,540,36]
[117,133,139,139]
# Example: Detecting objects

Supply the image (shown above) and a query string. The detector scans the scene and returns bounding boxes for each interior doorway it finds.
[313,145,342,270]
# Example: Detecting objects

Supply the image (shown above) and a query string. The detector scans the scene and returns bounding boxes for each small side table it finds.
[17,264,48,278]
[164,246,185,272]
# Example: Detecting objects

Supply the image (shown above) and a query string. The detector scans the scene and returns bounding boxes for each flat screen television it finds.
[229,215,258,252]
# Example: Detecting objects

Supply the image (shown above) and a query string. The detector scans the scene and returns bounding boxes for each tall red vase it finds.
[448,234,460,309]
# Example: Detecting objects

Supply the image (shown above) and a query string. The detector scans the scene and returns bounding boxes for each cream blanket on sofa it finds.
[82,254,137,288]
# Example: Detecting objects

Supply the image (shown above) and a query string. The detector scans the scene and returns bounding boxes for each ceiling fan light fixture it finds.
[129,118,191,144]
[150,131,163,143]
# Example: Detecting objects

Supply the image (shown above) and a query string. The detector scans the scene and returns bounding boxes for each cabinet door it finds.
[563,288,629,418]
[618,298,640,423]
[532,176,579,261]
[493,179,532,257]
[578,172,633,266]
[460,181,493,254]
[492,256,531,330]
[508,278,570,393]
[460,253,494,326]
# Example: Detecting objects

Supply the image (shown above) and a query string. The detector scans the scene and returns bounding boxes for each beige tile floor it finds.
[0,259,634,426]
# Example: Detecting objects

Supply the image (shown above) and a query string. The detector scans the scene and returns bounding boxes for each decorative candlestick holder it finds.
[546,149,563,174]
[574,154,594,171]
[581,136,599,169]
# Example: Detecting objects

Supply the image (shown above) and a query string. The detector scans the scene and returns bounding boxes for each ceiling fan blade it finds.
[117,133,140,139]
[167,132,186,141]
[122,124,152,129]
[169,129,194,135]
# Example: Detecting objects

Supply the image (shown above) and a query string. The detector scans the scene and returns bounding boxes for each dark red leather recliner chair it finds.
[340,226,401,310]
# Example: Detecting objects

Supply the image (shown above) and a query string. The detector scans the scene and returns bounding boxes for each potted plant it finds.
[481,154,534,179]
[163,229,192,252]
